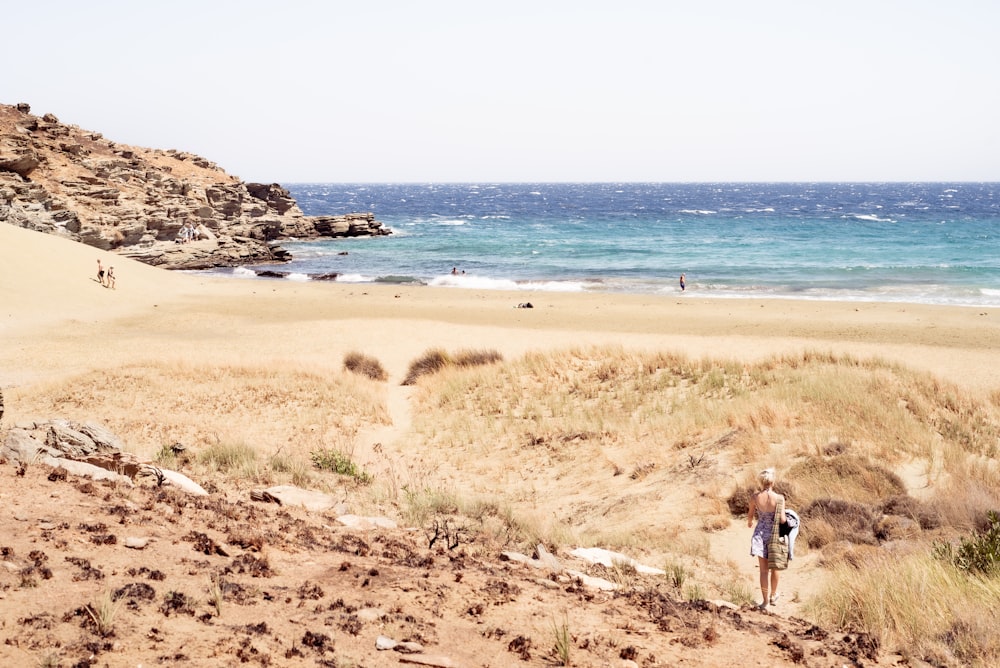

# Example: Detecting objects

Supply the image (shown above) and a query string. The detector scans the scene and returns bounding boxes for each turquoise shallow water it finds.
[213,183,1000,306]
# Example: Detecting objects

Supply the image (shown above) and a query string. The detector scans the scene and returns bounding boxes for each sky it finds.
[4,1,999,183]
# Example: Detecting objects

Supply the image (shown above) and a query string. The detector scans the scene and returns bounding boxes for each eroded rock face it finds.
[0,103,389,269]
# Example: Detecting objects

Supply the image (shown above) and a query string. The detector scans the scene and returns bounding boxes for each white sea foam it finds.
[232,267,258,278]
[518,281,587,292]
[846,213,896,223]
[679,209,717,215]
[335,273,375,283]
[286,273,310,282]
[430,275,519,290]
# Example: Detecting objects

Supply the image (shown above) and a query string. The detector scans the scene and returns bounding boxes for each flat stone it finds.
[124,537,150,549]
[565,569,618,591]
[532,577,561,590]
[375,635,397,651]
[399,655,455,668]
[500,551,544,569]
[335,514,397,530]
[260,485,336,511]
[158,468,208,496]
[356,607,386,622]
[396,641,424,654]
[570,546,665,576]
[536,543,561,571]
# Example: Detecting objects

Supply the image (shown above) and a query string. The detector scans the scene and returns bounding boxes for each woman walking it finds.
[747,467,786,609]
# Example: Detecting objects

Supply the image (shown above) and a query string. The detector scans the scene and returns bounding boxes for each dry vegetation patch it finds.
[393,346,1000,663]
[10,360,390,473]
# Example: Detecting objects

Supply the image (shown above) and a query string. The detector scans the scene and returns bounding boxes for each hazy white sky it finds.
[4,1,998,183]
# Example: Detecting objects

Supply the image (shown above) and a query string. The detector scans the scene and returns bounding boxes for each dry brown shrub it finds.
[880,494,941,530]
[786,454,905,506]
[800,519,846,548]
[803,498,881,546]
[342,351,388,382]
[934,480,1000,531]
[402,348,451,386]
[726,479,798,517]
[453,348,502,367]
[818,541,882,568]
[403,347,503,385]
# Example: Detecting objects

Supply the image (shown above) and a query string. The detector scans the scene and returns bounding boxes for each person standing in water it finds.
[679,273,686,291]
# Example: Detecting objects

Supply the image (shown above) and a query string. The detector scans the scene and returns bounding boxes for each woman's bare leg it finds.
[757,557,769,605]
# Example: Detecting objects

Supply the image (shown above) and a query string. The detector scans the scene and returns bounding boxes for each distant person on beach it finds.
[97,259,106,285]
[451,267,458,275]
[679,273,686,291]
[106,266,116,289]
[748,467,786,609]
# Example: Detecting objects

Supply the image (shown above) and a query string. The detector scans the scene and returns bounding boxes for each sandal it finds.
[770,592,781,605]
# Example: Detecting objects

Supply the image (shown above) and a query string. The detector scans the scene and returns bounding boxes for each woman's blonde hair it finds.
[758,467,776,487]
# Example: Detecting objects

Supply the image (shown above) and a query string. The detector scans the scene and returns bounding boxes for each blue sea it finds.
[225,183,1000,307]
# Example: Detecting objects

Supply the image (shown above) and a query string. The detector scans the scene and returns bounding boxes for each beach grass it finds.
[10,360,390,463]
[393,344,1000,661]
[9,334,1000,663]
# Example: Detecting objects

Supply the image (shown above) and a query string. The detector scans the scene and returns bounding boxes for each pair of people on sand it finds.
[96,259,116,289]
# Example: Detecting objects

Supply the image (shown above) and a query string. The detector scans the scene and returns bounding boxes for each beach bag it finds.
[768,498,789,571]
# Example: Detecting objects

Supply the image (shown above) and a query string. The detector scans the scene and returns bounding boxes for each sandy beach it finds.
[4,221,1000,666]
[3,221,999,397]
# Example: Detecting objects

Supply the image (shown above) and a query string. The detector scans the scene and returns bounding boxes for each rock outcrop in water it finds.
[0,103,389,270]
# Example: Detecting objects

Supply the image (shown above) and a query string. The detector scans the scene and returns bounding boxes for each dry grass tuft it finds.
[786,454,906,507]
[402,348,503,385]
[452,348,503,367]
[343,351,388,382]
[402,348,451,386]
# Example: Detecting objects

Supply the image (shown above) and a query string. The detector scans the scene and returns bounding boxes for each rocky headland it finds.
[0,102,388,271]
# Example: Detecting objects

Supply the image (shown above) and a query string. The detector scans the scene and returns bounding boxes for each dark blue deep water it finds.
[228,183,1000,306]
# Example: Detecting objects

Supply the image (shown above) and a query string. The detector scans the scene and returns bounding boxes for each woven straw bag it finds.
[767,498,789,571]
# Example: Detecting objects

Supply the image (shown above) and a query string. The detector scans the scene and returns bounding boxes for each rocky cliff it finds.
[0,103,389,270]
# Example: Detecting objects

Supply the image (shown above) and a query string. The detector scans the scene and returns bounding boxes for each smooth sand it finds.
[3,221,999,395]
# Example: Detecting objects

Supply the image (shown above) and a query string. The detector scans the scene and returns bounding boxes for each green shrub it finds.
[310,449,372,484]
[934,511,1000,575]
